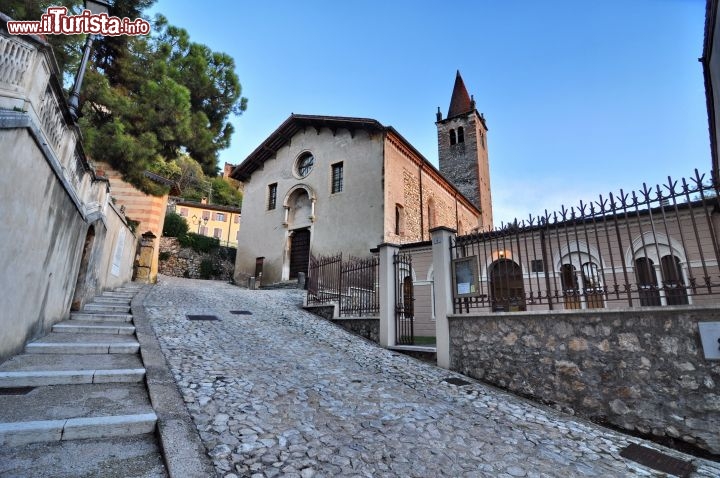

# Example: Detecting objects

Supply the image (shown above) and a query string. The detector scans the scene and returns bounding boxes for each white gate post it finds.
[431,227,456,369]
[378,243,399,347]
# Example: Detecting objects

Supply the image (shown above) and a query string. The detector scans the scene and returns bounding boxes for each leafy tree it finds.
[5,2,247,194]
[210,177,243,208]
[162,212,188,237]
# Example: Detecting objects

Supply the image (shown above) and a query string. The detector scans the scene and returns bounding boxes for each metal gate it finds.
[394,252,414,345]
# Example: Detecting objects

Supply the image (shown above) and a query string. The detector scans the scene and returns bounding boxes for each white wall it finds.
[235,127,386,283]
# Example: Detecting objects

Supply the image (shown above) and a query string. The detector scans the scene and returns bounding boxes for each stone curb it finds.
[131,284,216,478]
[0,413,157,446]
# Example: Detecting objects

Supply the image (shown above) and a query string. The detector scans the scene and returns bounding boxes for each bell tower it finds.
[436,71,493,229]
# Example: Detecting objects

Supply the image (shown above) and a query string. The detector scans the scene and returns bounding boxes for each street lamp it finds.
[191,215,208,234]
[67,0,111,122]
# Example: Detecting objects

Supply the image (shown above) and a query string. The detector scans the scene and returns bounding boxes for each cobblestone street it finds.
[143,276,720,478]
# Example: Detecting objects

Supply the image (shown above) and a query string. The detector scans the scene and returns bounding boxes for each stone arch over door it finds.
[71,225,96,311]
[283,184,316,229]
[488,259,526,312]
[282,185,316,280]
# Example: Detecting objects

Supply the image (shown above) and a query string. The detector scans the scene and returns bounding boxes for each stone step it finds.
[91,296,132,304]
[117,284,143,291]
[0,369,146,387]
[0,354,143,373]
[25,334,139,355]
[83,303,131,314]
[52,321,136,335]
[101,291,137,298]
[0,383,156,445]
[70,312,133,323]
[0,435,167,478]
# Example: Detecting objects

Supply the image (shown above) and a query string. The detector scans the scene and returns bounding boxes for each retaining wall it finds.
[449,307,720,454]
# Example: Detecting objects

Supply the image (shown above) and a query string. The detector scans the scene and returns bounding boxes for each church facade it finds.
[231,73,492,284]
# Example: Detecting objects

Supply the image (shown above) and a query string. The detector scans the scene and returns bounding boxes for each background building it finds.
[169,197,241,248]
[231,73,491,284]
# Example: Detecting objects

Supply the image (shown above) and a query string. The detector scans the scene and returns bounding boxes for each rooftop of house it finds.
[171,197,241,214]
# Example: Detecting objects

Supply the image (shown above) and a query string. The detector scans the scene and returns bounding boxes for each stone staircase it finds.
[0,284,167,477]
[260,279,301,290]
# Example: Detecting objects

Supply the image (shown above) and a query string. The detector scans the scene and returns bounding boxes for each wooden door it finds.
[289,229,311,279]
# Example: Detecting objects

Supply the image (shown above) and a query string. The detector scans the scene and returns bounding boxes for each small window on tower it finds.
[457,126,464,143]
[449,129,456,145]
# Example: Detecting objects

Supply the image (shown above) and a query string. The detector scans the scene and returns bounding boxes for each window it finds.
[215,213,226,222]
[234,215,240,224]
[199,226,208,236]
[213,228,222,239]
[457,126,464,143]
[331,162,344,193]
[427,199,436,229]
[449,129,456,145]
[531,259,544,273]
[660,255,688,305]
[395,204,405,236]
[267,183,277,210]
[236,230,240,240]
[635,257,660,306]
[295,152,315,178]
[202,210,210,220]
[179,207,188,217]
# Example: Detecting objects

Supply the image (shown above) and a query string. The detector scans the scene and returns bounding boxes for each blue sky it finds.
[151,0,709,225]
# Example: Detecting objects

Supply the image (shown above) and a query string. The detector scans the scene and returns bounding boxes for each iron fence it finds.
[451,169,720,313]
[307,253,380,316]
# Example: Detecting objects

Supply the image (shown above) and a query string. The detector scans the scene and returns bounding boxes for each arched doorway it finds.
[71,226,95,311]
[289,229,311,279]
[489,259,525,312]
[284,186,314,280]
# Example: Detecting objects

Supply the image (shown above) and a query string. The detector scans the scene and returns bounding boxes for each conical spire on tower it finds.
[447,70,473,119]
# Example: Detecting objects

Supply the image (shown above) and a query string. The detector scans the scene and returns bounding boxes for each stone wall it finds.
[448,307,720,454]
[384,135,481,244]
[0,27,137,361]
[436,111,492,228]
[158,237,235,281]
[331,317,380,343]
[304,305,380,343]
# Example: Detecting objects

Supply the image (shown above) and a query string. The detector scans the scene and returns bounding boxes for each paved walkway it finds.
[143,276,720,478]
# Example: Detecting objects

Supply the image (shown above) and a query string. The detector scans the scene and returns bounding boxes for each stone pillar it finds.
[135,231,156,283]
[431,226,456,369]
[378,243,399,348]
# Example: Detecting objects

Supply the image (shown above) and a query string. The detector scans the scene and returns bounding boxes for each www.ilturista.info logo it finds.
[7,7,150,36]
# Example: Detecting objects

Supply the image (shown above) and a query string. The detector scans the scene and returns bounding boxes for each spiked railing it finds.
[451,170,720,313]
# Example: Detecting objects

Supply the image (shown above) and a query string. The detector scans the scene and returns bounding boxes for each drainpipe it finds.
[227,213,232,246]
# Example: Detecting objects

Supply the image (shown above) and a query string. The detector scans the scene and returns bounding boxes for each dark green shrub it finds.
[178,232,220,253]
[163,212,189,238]
[199,258,220,279]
